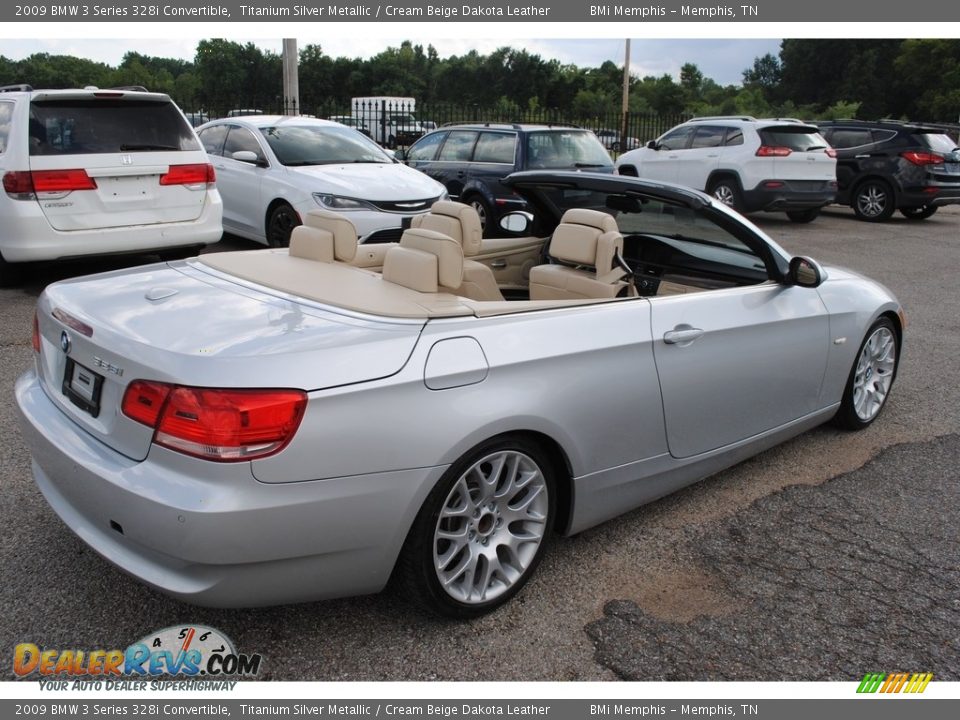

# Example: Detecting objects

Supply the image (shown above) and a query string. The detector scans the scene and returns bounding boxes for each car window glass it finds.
[871,129,898,144]
[223,126,265,161]
[438,131,478,161]
[197,124,228,156]
[918,133,960,153]
[724,129,744,146]
[0,101,12,153]
[259,124,391,166]
[690,126,725,149]
[758,127,829,151]
[614,196,767,276]
[474,132,516,164]
[828,128,873,148]
[526,130,612,169]
[28,99,200,155]
[658,126,694,150]
[407,131,445,162]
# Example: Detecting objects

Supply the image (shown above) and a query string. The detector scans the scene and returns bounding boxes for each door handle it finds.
[490,260,507,269]
[663,327,704,345]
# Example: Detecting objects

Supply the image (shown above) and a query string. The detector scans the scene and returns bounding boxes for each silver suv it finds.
[0,84,223,285]
[616,116,837,223]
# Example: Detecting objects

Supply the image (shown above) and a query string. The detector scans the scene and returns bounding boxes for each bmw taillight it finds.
[122,381,307,462]
[756,146,792,157]
[3,169,97,199]
[902,151,944,166]
[160,163,216,187]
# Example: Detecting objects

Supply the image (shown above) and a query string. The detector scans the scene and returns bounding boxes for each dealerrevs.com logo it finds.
[13,625,262,688]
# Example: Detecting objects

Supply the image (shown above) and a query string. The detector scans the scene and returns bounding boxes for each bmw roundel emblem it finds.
[60,331,71,354]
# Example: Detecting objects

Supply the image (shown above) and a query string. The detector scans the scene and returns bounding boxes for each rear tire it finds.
[900,205,938,220]
[786,209,821,223]
[833,317,898,431]
[852,179,895,222]
[398,436,555,618]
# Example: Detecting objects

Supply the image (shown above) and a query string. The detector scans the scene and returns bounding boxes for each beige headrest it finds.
[382,228,464,292]
[411,200,483,257]
[549,208,623,271]
[300,210,358,262]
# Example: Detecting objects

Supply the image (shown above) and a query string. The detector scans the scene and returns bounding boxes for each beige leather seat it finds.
[529,209,630,301]
[288,210,359,263]
[382,228,464,294]
[411,200,504,301]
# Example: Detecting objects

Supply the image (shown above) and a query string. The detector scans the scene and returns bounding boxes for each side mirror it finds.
[646,140,659,150]
[788,256,824,288]
[499,211,533,235]
[231,150,261,165]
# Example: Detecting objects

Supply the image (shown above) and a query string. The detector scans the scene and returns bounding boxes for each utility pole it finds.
[282,38,299,116]
[621,39,631,152]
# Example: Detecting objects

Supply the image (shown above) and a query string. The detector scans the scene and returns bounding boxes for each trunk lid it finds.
[28,93,209,231]
[35,261,424,461]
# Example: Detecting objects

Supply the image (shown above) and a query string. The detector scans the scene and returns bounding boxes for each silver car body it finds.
[15,173,902,608]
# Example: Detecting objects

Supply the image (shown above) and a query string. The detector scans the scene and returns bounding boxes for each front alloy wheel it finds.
[401,438,554,617]
[853,180,895,222]
[267,203,301,248]
[709,178,742,212]
[834,318,898,430]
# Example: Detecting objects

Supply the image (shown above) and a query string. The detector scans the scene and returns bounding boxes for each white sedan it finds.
[197,116,447,246]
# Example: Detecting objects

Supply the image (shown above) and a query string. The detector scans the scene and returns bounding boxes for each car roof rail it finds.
[440,121,524,130]
[0,83,33,93]
[688,115,757,122]
[760,117,806,123]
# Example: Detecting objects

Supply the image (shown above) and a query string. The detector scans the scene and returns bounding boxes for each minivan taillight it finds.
[122,381,307,462]
[3,169,97,199]
[902,151,944,166]
[160,163,216,187]
[756,146,792,157]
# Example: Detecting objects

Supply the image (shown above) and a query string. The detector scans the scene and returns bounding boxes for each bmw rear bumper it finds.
[15,368,443,607]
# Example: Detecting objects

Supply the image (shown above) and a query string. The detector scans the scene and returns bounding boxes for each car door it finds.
[820,126,875,197]
[639,203,830,459]
[641,126,693,184]
[429,130,480,201]
[211,125,267,235]
[674,125,725,190]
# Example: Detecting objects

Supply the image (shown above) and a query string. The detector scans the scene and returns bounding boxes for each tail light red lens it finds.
[32,312,40,354]
[3,169,96,198]
[826,148,837,158]
[902,151,944,166]
[122,381,306,462]
[756,146,792,157]
[160,163,216,186]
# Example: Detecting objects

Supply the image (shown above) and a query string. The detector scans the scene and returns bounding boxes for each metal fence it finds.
[192,96,690,150]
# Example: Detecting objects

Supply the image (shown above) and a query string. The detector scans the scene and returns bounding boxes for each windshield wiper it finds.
[574,162,608,168]
[120,143,179,151]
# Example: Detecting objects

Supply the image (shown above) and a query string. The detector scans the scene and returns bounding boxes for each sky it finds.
[0,37,783,86]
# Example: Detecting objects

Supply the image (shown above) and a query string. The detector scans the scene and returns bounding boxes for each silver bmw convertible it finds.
[15,172,902,618]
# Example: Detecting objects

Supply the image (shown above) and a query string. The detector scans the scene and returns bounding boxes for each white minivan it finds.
[0,84,223,285]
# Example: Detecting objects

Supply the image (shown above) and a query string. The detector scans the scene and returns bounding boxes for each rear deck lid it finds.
[35,261,424,461]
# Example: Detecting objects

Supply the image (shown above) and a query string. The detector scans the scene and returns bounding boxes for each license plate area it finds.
[62,358,103,418]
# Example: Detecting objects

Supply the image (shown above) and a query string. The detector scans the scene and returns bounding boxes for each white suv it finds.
[616,116,837,223]
[0,84,223,285]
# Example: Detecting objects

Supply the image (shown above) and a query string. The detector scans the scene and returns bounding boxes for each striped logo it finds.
[857,673,933,694]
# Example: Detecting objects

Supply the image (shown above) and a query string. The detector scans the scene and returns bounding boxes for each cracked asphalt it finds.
[0,205,957,682]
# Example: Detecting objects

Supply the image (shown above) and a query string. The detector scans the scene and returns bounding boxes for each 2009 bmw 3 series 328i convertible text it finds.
[15,172,903,618]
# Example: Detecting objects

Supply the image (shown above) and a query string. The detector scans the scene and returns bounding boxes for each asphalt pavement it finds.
[0,205,957,681]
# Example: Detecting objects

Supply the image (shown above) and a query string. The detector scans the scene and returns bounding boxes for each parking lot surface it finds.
[1,206,957,681]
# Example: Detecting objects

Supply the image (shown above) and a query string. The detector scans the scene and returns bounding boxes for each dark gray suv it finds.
[817,120,960,221]
[397,123,613,235]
